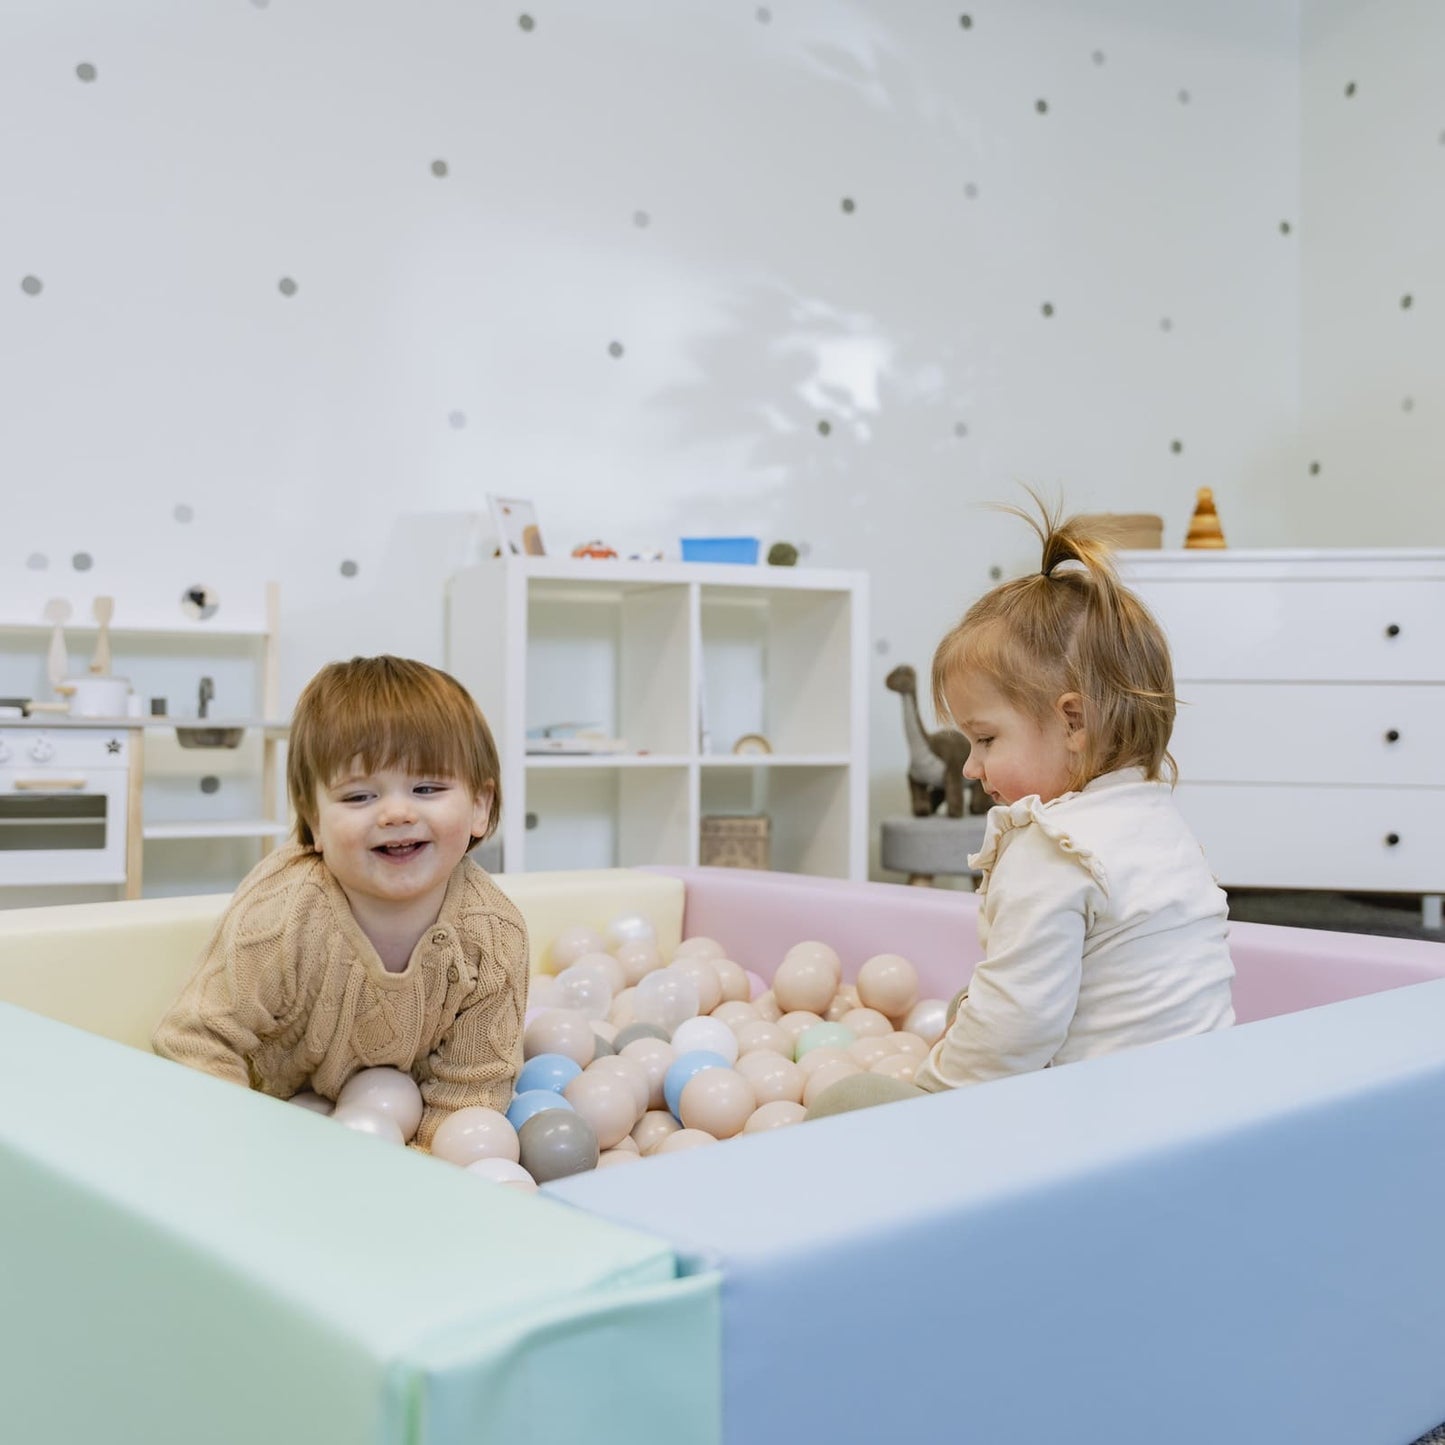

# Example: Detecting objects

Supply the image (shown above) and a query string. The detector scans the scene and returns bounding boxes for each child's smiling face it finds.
[947,673,1084,806]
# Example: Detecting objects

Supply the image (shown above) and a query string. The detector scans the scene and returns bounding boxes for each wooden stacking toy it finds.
[1184,487,1226,549]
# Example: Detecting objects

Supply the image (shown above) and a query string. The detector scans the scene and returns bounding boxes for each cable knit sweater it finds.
[152,842,529,1150]
[915,768,1235,1092]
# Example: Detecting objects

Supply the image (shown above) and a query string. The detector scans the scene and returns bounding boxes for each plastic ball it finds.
[336,1067,423,1142]
[465,1157,538,1190]
[871,1052,919,1084]
[505,1088,575,1131]
[516,1052,584,1095]
[857,953,920,1019]
[673,936,725,961]
[734,1049,805,1105]
[782,940,842,986]
[679,1068,755,1140]
[573,950,628,995]
[287,1091,333,1116]
[903,998,949,1046]
[663,1049,731,1118]
[890,1032,929,1062]
[604,913,657,950]
[431,1107,520,1167]
[563,1070,640,1149]
[619,1037,676,1109]
[522,1008,596,1068]
[653,1128,718,1153]
[546,924,606,973]
[712,958,752,1004]
[332,1108,406,1144]
[735,1020,794,1057]
[632,1108,682,1154]
[608,986,638,1028]
[613,1021,672,1051]
[776,1010,824,1043]
[592,1031,616,1058]
[711,1000,760,1029]
[839,1007,894,1039]
[517,1110,600,1183]
[596,1148,643,1168]
[795,1045,855,1080]
[671,957,722,1014]
[802,1057,862,1107]
[615,940,663,987]
[556,960,615,1020]
[633,965,700,1034]
[825,985,861,1022]
[586,1054,651,1115]
[753,989,782,1021]
[609,1132,640,1154]
[772,955,837,1015]
[743,1100,808,1132]
[795,1023,857,1060]
[848,1036,896,1069]
[671,1015,740,1065]
[527,974,565,1011]
[745,970,769,1002]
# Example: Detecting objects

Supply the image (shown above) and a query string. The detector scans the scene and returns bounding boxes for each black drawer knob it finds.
[1385,623,1401,638]
[1385,832,1401,847]
[1385,729,1400,743]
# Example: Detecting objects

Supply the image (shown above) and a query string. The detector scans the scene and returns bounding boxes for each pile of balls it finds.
[291,911,951,1193]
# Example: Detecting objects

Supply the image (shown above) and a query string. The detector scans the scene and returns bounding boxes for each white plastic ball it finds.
[670,1015,740,1065]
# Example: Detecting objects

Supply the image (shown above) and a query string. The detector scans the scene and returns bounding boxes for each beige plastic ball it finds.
[332,1108,406,1145]
[776,1010,824,1043]
[848,1036,896,1070]
[679,1068,755,1140]
[586,1054,651,1116]
[782,940,842,986]
[547,924,607,974]
[609,1132,640,1154]
[743,1100,808,1132]
[711,958,752,1004]
[523,1008,596,1068]
[465,1157,537,1190]
[890,1032,929,1062]
[574,950,628,996]
[595,1148,643,1168]
[871,1052,920,1085]
[734,1020,794,1058]
[671,957,722,1014]
[287,1091,333,1116]
[840,1007,895,1040]
[673,936,726,961]
[903,997,950,1047]
[563,1071,641,1150]
[653,1127,718,1153]
[336,1067,424,1142]
[619,1037,676,1110]
[824,985,861,1022]
[772,955,837,1015]
[711,1000,760,1029]
[632,1108,682,1155]
[802,1057,862,1107]
[794,1044,855,1079]
[614,940,663,987]
[753,989,783,1023]
[856,953,920,1019]
[608,986,638,1028]
[430,1106,521,1167]
[734,1049,805,1105]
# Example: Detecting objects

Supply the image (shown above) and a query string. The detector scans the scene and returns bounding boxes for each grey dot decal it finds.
[633,210,650,228]
[875,639,890,656]
[73,551,93,571]
[1041,302,1054,318]
[251,0,270,8]
[959,14,973,28]
[431,159,449,178]
[1280,220,1292,235]
[841,197,856,213]
[1178,89,1191,105]
[1092,50,1106,66]
[1309,461,1321,476]
[340,559,359,578]
[989,565,1003,581]
[1403,396,1415,413]
[518,13,535,30]
[953,422,969,438]
[1345,81,1356,97]
[448,410,467,429]
[1401,293,1414,309]
[76,63,97,82]
[1170,439,1183,454]
[26,553,47,571]
[21,276,42,296]
[1035,99,1049,115]
[963,182,978,199]
[608,340,624,358]
[278,277,298,297]
[1160,317,1173,332]
[200,775,221,795]
[817,420,832,437]
[173,504,194,524]
[756,6,771,21]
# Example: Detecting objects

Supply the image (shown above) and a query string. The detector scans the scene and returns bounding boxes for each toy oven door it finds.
[0,765,129,885]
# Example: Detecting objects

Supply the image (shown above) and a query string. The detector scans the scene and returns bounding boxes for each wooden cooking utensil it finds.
[42,598,71,691]
[91,595,114,675]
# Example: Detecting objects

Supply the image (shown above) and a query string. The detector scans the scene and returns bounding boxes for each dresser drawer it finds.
[1172,684,1445,787]
[1174,783,1445,892]
[1134,578,1445,682]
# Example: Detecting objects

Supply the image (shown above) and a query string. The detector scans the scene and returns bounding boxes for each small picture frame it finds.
[488,495,547,557]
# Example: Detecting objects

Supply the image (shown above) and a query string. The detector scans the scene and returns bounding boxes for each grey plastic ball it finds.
[517,1109,599,1183]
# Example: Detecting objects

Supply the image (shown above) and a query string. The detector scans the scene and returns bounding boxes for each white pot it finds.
[61,676,133,718]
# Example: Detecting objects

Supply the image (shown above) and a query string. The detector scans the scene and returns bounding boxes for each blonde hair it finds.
[287,655,502,850]
[931,496,1176,790]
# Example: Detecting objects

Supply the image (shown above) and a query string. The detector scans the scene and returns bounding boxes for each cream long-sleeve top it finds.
[152,843,530,1150]
[915,767,1234,1092]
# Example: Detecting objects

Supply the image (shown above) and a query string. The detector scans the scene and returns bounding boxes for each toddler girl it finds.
[153,655,529,1150]
[913,502,1234,1092]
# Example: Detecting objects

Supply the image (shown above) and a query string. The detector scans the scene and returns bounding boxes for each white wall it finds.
[1299,0,1445,544]
[2,0,1303,895]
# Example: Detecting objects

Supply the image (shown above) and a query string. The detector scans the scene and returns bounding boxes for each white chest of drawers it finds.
[1119,549,1445,927]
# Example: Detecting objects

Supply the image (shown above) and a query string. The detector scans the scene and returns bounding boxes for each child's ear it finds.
[471,783,495,839]
[1057,693,1087,753]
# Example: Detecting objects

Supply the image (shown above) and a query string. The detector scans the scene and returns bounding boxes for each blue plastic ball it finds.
[506,1088,576,1131]
[663,1050,731,1119]
[516,1052,583,1095]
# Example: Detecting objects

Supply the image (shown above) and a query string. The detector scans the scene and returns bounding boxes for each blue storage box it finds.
[680,537,760,564]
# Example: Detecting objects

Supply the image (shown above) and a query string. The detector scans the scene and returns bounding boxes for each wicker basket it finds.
[699,814,770,870]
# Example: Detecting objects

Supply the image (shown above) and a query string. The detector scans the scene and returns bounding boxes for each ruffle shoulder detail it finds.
[969,794,1110,895]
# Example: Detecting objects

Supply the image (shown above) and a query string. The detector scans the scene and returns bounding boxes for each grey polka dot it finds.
[1160,317,1173,332]
[963,182,978,199]
[874,638,890,656]
[20,275,42,296]
[173,504,194,524]
[448,410,467,429]
[1035,99,1049,115]
[1041,302,1054,318]
[953,422,969,438]
[340,559,359,578]
[989,565,1003,581]
[608,340,625,358]
[431,159,449,178]
[1401,293,1414,309]
[1170,439,1183,454]
[633,210,650,228]
[1345,81,1356,97]
[278,277,298,297]
[251,0,270,8]
[1403,396,1415,413]
[75,62,97,82]
[1178,89,1191,105]
[73,551,93,571]
[1309,461,1321,476]
[1280,220,1292,235]
[518,13,535,30]
[1092,50,1106,66]
[841,197,856,213]
[26,553,48,571]
[200,775,221,795]
[756,6,771,21]
[959,14,973,28]
[817,420,832,437]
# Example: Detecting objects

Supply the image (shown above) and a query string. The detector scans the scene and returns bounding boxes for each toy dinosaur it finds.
[885,664,974,818]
